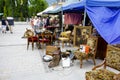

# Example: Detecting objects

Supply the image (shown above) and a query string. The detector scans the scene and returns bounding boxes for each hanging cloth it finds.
[64,13,82,25]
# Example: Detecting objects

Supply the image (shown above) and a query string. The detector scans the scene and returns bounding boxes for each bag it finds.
[6,26,9,31]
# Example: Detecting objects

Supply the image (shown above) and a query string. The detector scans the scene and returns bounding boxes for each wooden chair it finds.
[27,36,38,50]
[22,28,38,50]
[37,31,53,48]
[85,45,120,80]
[74,37,98,68]
[58,31,71,48]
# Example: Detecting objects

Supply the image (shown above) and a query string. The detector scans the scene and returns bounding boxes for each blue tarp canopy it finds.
[62,0,85,13]
[44,0,85,14]
[87,0,120,7]
[86,0,120,44]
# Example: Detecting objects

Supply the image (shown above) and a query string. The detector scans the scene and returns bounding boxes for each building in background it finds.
[46,0,81,6]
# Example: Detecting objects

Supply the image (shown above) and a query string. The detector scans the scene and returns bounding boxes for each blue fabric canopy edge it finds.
[62,0,85,12]
[86,3,120,44]
[86,0,120,7]
[44,0,86,14]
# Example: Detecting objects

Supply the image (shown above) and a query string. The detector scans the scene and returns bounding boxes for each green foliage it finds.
[3,6,7,17]
[0,0,48,21]
[28,0,48,16]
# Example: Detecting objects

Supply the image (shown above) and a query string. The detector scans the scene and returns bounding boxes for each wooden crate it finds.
[46,46,58,56]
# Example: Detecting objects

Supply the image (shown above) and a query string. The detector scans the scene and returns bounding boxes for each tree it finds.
[28,0,48,17]
[0,0,48,20]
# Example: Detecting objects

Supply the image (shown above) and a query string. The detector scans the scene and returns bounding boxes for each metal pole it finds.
[83,8,86,26]
[61,9,63,32]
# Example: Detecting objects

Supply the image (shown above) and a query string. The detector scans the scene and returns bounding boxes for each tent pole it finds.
[61,10,63,32]
[83,9,86,26]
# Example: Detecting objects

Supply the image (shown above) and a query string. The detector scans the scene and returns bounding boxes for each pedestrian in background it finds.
[7,17,14,34]
[33,16,39,33]
[30,16,34,29]
[1,16,7,33]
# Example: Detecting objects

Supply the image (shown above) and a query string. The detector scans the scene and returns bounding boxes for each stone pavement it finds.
[0,22,102,80]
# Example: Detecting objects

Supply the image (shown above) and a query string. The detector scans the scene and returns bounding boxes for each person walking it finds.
[1,17,7,33]
[7,17,14,34]
[30,16,34,29]
[45,16,50,27]
[39,17,44,28]
[33,16,39,33]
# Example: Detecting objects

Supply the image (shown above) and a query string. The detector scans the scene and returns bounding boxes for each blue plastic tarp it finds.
[86,0,120,7]
[86,0,120,44]
[62,0,85,12]
[45,0,85,13]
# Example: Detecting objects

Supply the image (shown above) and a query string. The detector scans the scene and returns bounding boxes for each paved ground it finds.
[0,22,103,80]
